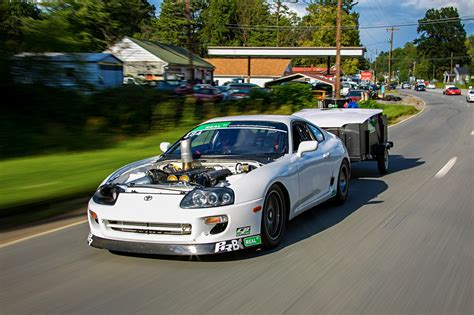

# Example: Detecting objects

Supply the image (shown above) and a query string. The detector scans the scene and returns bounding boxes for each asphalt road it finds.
[1,90,473,314]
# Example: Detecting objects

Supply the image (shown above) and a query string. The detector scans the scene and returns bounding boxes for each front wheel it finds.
[260,185,287,249]
[377,148,389,174]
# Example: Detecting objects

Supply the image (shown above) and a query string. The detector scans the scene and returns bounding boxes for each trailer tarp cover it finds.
[294,108,383,128]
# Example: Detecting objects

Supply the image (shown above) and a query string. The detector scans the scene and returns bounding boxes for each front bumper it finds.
[88,233,262,255]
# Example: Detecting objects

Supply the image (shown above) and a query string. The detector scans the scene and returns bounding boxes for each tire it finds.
[334,160,350,205]
[260,185,287,249]
[377,148,389,174]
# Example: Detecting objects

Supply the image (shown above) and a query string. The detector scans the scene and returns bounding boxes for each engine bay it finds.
[115,159,260,188]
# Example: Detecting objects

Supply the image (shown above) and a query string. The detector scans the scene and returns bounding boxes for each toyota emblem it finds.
[144,195,153,201]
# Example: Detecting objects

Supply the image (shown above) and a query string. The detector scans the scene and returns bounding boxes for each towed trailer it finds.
[294,108,394,174]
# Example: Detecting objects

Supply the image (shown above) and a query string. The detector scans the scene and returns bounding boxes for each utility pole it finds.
[386,27,398,90]
[450,51,453,74]
[334,0,343,99]
[374,49,378,83]
[185,0,194,84]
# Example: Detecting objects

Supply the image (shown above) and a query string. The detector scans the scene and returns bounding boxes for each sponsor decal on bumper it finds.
[88,234,262,255]
[236,226,251,237]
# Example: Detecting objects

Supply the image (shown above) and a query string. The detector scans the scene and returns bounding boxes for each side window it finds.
[292,122,312,152]
[307,124,325,142]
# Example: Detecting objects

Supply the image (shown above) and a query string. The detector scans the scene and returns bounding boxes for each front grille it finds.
[105,220,192,235]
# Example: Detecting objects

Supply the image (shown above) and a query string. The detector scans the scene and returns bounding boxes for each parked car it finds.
[192,85,223,103]
[401,82,411,89]
[346,89,364,102]
[156,80,191,96]
[414,84,426,91]
[443,86,461,95]
[227,83,259,100]
[216,86,232,101]
[389,82,397,90]
[466,88,474,102]
[87,116,351,255]
[426,82,436,89]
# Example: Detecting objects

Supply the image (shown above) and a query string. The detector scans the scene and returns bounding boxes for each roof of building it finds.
[127,37,214,69]
[291,66,335,76]
[13,53,121,63]
[205,58,291,77]
[454,66,470,75]
[265,73,335,87]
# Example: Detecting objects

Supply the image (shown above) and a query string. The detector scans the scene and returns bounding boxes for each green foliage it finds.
[271,83,315,111]
[415,7,470,77]
[0,0,41,56]
[19,0,155,52]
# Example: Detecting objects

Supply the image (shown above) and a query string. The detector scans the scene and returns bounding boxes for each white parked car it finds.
[466,88,474,102]
[87,115,350,255]
[426,82,435,89]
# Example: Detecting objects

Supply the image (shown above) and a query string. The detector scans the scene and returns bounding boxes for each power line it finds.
[224,16,474,31]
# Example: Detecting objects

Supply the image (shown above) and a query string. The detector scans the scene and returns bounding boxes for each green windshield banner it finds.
[193,122,231,131]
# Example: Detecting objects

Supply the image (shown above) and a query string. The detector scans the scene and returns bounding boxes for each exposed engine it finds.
[115,138,259,188]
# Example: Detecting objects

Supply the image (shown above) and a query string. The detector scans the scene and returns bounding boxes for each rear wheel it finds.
[261,185,287,249]
[334,160,350,205]
[377,148,389,174]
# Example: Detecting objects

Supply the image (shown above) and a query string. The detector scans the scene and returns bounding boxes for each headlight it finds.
[92,184,125,205]
[180,188,234,209]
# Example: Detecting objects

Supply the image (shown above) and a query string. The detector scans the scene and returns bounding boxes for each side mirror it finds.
[160,142,171,153]
[296,141,318,157]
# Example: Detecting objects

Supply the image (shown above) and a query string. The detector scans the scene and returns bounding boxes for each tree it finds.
[200,0,240,47]
[466,34,474,74]
[235,0,274,46]
[0,1,41,55]
[20,0,156,52]
[296,2,361,72]
[415,7,470,77]
[148,0,208,54]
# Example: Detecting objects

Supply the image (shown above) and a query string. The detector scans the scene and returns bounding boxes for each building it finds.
[11,53,123,89]
[205,58,292,87]
[443,65,471,85]
[106,37,214,83]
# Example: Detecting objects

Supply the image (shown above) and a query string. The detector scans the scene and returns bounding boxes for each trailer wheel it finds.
[377,148,389,174]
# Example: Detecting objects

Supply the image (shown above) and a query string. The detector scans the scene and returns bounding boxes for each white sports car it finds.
[87,115,350,255]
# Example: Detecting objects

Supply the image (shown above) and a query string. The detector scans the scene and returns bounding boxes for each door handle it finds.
[323,152,331,159]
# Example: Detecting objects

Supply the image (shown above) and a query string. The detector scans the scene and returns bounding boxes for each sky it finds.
[149,0,474,61]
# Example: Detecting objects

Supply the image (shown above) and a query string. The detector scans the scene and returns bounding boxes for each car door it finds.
[292,121,331,213]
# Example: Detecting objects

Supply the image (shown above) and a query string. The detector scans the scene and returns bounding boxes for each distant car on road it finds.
[426,82,436,89]
[443,86,461,95]
[215,86,232,101]
[466,88,474,102]
[389,82,397,90]
[227,83,260,100]
[401,82,411,89]
[346,89,364,102]
[414,84,426,91]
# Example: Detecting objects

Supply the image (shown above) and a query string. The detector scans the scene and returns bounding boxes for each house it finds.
[106,37,214,83]
[443,65,471,85]
[11,53,123,88]
[205,58,292,87]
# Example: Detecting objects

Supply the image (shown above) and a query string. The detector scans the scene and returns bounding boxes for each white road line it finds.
[0,219,87,248]
[434,157,457,179]
[471,130,474,136]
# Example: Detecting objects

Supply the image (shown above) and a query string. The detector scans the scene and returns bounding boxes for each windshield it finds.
[348,91,362,96]
[166,121,289,157]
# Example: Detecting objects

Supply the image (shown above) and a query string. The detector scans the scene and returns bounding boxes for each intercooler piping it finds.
[180,138,193,171]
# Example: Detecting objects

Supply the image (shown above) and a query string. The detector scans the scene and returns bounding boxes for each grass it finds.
[0,103,419,215]
[0,127,190,213]
[358,101,419,124]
